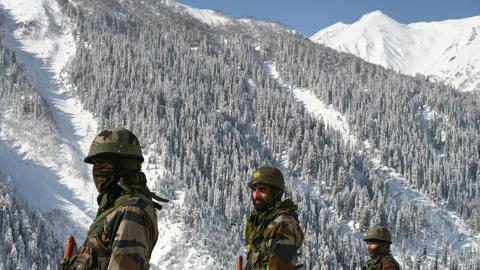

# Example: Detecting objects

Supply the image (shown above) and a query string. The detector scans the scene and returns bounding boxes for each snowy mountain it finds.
[311,11,480,92]
[0,1,479,269]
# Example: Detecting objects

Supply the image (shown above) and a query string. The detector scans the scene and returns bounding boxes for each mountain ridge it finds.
[311,11,480,92]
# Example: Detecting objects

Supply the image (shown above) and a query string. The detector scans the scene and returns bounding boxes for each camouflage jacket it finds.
[245,199,304,270]
[364,253,401,270]
[67,191,158,270]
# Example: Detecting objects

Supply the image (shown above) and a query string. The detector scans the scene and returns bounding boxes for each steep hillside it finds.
[0,0,479,269]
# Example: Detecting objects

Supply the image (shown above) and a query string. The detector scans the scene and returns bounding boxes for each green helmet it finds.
[84,128,144,164]
[363,225,392,244]
[248,166,285,192]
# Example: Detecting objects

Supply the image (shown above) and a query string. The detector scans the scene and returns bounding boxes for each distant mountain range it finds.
[311,11,480,92]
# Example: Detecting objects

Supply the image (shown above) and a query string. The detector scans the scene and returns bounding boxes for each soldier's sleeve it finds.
[107,200,158,270]
[265,214,304,270]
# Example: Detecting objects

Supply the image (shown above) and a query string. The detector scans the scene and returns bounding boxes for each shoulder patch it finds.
[382,263,391,269]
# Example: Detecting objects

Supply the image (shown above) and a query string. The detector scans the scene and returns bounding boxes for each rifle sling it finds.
[88,193,149,235]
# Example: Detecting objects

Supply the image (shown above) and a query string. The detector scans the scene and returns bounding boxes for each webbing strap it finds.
[88,194,135,235]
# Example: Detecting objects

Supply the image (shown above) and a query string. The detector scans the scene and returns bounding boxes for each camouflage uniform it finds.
[61,128,165,270]
[364,254,400,270]
[245,166,304,270]
[363,226,401,270]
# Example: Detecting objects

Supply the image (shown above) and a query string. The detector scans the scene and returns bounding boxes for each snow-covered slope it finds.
[0,1,222,268]
[311,11,480,92]
[174,2,232,26]
[266,61,480,264]
[0,0,97,239]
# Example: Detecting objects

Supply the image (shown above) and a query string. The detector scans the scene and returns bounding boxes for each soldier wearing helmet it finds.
[362,226,401,270]
[61,128,165,270]
[244,166,304,270]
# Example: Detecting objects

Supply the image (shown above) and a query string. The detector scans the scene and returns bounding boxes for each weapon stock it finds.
[236,255,243,270]
[62,235,78,269]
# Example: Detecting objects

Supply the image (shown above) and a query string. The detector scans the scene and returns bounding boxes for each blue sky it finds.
[177,0,480,36]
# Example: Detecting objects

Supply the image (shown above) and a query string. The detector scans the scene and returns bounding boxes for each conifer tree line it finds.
[0,0,478,268]
[272,36,480,230]
[0,173,62,269]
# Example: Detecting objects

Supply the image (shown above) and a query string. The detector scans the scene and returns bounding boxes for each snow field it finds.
[311,11,480,92]
[0,0,98,236]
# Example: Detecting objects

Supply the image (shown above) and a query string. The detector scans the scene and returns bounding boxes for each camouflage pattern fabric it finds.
[364,253,401,270]
[245,199,304,270]
[84,128,144,163]
[67,191,158,270]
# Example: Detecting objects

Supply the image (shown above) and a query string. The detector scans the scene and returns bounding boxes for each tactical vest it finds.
[364,253,401,270]
[245,210,300,270]
[65,192,162,270]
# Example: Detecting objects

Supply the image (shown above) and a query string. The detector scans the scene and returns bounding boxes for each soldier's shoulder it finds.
[272,212,299,225]
[106,195,157,224]
[381,254,400,269]
[123,195,151,208]
[266,212,302,237]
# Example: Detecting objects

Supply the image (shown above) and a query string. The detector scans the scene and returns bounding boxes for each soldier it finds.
[60,128,165,270]
[244,166,304,270]
[363,226,401,270]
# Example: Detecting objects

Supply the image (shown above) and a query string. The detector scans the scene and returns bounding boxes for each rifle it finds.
[236,255,243,270]
[61,235,78,270]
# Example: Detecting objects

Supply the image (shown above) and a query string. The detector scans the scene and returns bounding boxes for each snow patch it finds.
[265,62,357,145]
[176,2,231,26]
[0,0,99,238]
[371,155,480,251]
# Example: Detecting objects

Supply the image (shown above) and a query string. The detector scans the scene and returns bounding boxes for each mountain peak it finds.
[311,13,480,92]
[358,10,398,25]
[360,10,387,19]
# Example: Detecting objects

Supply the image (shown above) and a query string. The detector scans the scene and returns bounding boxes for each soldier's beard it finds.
[253,198,267,212]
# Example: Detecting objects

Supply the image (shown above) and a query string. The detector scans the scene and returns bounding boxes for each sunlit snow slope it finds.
[311,11,480,92]
[265,62,480,264]
[0,0,97,239]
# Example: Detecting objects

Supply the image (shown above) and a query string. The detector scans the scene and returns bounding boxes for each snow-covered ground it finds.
[311,11,480,92]
[265,60,480,261]
[142,150,221,269]
[174,2,232,26]
[0,0,97,238]
[149,195,219,270]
